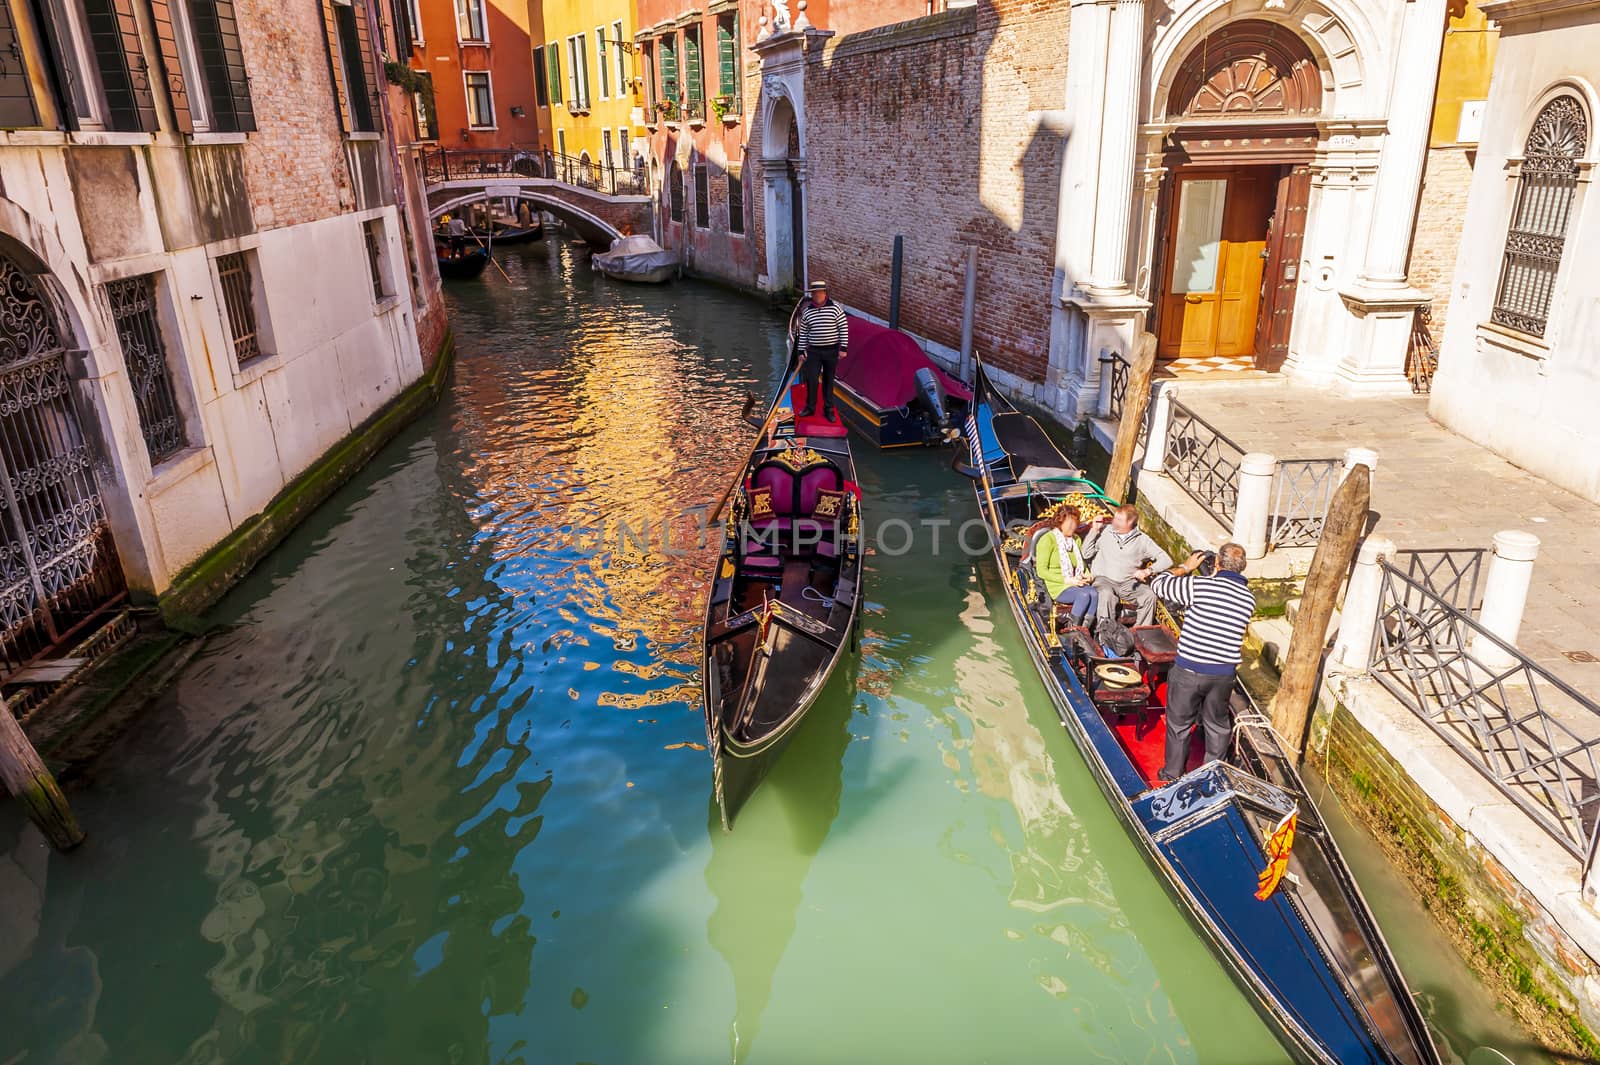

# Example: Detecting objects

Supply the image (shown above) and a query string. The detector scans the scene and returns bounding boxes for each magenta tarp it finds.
[834,315,972,410]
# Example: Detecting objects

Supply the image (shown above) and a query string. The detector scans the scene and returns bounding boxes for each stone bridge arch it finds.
[426,184,652,247]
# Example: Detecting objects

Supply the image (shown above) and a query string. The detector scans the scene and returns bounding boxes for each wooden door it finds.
[1254,166,1310,371]
[1158,171,1273,360]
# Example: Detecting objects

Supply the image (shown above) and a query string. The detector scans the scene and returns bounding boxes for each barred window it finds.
[728,168,744,235]
[669,160,684,223]
[1492,95,1588,339]
[364,219,389,300]
[217,251,263,364]
[694,164,709,229]
[106,275,188,464]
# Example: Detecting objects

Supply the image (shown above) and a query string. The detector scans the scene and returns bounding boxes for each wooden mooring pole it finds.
[1103,332,1158,504]
[0,693,84,850]
[1270,463,1372,764]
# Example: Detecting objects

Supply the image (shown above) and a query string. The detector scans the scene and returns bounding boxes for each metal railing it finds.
[680,98,706,123]
[1163,398,1244,527]
[1101,353,1128,421]
[420,147,647,197]
[1370,560,1600,870]
[1392,547,1487,616]
[1267,458,1342,548]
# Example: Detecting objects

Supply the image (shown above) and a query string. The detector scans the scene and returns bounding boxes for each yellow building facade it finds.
[1431,0,1499,147]
[530,0,647,175]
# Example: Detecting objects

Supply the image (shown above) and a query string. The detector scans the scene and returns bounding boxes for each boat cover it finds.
[593,235,676,274]
[836,316,973,409]
[991,411,1080,482]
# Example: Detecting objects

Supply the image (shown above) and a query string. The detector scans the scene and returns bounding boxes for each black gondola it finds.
[962,357,1440,1065]
[436,242,490,280]
[468,220,543,244]
[701,307,864,827]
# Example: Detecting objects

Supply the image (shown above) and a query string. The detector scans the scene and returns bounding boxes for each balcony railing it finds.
[681,98,706,123]
[1267,458,1342,549]
[1162,398,1244,527]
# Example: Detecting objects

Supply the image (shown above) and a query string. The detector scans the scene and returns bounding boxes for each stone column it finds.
[1141,382,1174,474]
[1333,535,1396,671]
[1343,447,1379,487]
[1233,453,1276,560]
[1472,531,1542,669]
[1085,0,1144,295]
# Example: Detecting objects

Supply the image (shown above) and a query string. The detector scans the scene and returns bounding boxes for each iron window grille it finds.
[106,275,187,465]
[669,162,685,222]
[694,164,710,229]
[728,169,744,235]
[217,252,263,364]
[364,221,388,301]
[1492,95,1587,338]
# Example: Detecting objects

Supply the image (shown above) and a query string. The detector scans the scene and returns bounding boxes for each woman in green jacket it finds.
[1028,507,1098,622]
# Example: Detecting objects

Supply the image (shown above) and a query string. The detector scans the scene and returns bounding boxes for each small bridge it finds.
[421,149,653,246]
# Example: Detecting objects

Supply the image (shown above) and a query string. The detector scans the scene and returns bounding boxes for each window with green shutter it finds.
[717,14,740,113]
[659,34,678,108]
[547,42,562,105]
[683,24,703,106]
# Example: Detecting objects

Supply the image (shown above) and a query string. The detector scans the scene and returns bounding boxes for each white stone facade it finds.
[0,139,425,599]
[1430,0,1600,504]
[1049,0,1449,421]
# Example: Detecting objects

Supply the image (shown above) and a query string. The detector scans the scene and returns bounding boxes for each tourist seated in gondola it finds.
[1081,504,1172,626]
[1025,507,1098,624]
[1149,542,1256,784]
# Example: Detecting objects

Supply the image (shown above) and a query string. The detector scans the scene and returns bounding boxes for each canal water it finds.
[0,239,1553,1064]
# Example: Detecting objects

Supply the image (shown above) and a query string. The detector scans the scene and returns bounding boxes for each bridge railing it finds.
[421,147,647,198]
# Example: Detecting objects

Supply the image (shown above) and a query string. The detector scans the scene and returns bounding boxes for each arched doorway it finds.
[1154,20,1322,371]
[0,253,124,675]
[761,93,804,291]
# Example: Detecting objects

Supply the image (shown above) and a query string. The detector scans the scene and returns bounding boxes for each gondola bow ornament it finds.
[1256,808,1299,901]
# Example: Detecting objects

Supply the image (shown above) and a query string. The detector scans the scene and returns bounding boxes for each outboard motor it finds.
[912,367,950,435]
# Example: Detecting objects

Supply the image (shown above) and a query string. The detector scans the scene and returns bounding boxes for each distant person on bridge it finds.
[797,280,848,420]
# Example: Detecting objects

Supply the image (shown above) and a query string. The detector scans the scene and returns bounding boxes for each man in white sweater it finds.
[1081,504,1173,626]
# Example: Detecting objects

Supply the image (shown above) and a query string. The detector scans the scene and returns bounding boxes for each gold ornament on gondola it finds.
[1042,493,1113,525]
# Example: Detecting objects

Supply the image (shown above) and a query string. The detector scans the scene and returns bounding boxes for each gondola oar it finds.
[463,213,513,284]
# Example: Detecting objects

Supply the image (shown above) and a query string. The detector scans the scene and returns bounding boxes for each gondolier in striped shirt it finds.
[797,281,849,419]
[1150,542,1256,784]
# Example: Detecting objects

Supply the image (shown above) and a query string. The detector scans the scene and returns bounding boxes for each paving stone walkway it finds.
[1168,379,1600,705]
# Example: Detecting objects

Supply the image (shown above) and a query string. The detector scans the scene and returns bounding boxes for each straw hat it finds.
[1095,663,1142,688]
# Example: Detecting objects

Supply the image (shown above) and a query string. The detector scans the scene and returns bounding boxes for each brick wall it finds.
[236,0,357,230]
[1408,145,1475,337]
[786,2,1066,383]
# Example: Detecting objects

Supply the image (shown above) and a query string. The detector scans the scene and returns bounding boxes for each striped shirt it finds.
[1150,569,1255,675]
[799,300,848,352]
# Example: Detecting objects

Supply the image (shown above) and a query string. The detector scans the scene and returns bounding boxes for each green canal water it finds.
[0,240,1555,1064]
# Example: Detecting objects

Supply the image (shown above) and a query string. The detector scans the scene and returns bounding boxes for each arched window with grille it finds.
[1492,95,1589,338]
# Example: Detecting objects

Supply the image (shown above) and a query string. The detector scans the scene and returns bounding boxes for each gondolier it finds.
[1150,542,1256,784]
[798,281,849,418]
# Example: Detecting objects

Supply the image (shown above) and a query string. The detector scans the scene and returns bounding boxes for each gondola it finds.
[469,220,543,244]
[435,241,490,280]
[701,304,864,827]
[960,357,1440,1065]
[831,314,971,448]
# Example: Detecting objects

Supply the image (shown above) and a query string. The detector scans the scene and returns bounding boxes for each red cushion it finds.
[789,385,848,438]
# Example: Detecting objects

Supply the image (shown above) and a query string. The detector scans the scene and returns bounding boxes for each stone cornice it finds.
[1480,0,1600,20]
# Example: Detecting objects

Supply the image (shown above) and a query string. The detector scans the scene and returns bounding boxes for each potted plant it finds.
[710,94,735,121]
[655,99,677,121]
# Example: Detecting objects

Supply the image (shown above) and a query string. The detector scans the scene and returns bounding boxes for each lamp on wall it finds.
[608,38,637,55]
[511,106,526,118]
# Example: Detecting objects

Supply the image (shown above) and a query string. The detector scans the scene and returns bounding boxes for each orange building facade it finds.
[396,0,544,154]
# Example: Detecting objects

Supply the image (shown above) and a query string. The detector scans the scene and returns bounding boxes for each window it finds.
[717,13,741,116]
[659,33,678,112]
[43,0,157,132]
[546,43,562,106]
[216,251,265,365]
[533,46,548,107]
[392,0,423,48]
[1492,95,1588,339]
[596,26,609,98]
[455,0,486,42]
[613,20,627,97]
[556,129,565,157]
[682,24,703,119]
[412,70,437,139]
[566,35,591,111]
[641,41,655,110]
[327,0,378,134]
[669,160,684,222]
[728,168,744,234]
[619,129,630,170]
[464,71,493,128]
[106,274,188,465]
[186,0,257,132]
[602,128,614,172]
[693,164,709,229]
[364,220,390,300]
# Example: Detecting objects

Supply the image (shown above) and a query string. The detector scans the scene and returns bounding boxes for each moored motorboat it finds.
[593,234,676,283]
[961,357,1440,1065]
[832,315,971,447]
[701,311,864,827]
